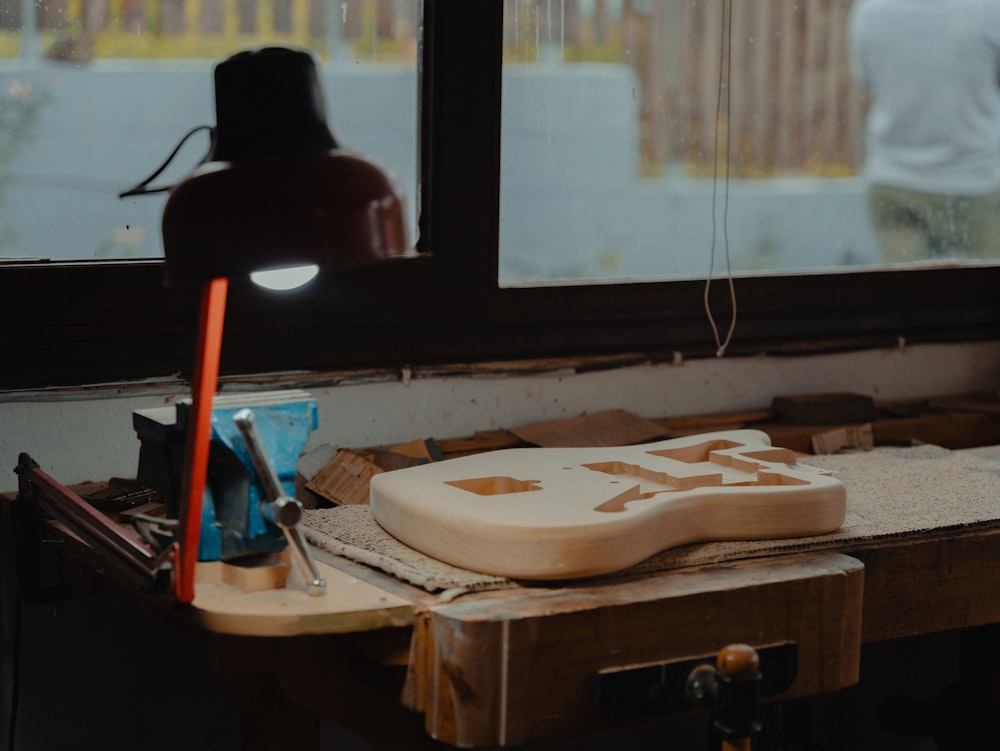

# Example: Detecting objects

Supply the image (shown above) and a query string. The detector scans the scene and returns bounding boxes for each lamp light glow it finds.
[250,264,320,291]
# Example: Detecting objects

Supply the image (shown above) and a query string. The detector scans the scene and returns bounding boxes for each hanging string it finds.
[704,0,738,357]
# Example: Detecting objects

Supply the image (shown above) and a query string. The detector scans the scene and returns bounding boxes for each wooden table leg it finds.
[214,633,432,751]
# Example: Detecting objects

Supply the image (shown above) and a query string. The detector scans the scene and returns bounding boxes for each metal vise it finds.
[133,389,317,563]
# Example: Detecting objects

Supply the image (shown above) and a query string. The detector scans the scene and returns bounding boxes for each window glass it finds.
[499,0,1000,284]
[0,0,418,261]
[0,1,995,390]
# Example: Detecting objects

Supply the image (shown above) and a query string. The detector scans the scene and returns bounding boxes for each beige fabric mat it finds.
[301,444,1000,593]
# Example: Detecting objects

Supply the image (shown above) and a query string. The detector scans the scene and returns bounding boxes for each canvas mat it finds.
[300,444,1000,593]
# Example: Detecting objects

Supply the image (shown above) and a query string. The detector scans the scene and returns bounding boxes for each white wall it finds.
[3,340,999,493]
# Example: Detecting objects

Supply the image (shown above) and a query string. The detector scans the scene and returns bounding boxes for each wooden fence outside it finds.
[502,0,864,177]
[0,0,865,177]
[0,0,416,41]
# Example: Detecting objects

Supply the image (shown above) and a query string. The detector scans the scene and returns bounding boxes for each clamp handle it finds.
[686,643,762,751]
[233,409,326,596]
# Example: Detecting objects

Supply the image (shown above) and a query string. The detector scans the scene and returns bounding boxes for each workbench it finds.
[7,443,1000,750]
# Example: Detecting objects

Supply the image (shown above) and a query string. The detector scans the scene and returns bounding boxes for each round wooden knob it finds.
[717,643,760,679]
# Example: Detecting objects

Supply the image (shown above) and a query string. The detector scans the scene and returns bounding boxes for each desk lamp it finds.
[159,46,409,603]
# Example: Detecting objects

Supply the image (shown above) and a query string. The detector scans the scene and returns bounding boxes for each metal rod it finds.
[283,525,326,597]
[232,409,326,596]
[233,409,285,502]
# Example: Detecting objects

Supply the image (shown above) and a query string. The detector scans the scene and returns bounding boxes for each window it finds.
[1,0,998,390]
[499,1,1000,282]
[0,0,419,260]
[500,0,876,282]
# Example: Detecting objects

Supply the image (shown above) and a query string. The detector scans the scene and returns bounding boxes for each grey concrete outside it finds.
[0,59,882,283]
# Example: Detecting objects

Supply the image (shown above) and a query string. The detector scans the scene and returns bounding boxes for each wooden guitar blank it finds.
[369,429,847,580]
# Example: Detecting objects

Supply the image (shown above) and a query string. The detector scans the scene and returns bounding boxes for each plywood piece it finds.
[927,393,1000,413]
[189,557,413,636]
[434,429,524,457]
[510,408,668,447]
[388,438,443,462]
[371,449,427,472]
[653,407,775,438]
[371,429,847,580]
[773,392,877,425]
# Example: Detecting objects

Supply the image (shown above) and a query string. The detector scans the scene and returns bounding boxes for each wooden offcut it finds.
[196,554,291,592]
[306,449,383,506]
[772,393,878,425]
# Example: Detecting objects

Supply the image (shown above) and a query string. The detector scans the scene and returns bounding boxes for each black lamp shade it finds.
[211,46,337,162]
[161,46,409,285]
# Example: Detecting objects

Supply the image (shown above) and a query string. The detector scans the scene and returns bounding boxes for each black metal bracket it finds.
[11,459,73,606]
[13,453,175,598]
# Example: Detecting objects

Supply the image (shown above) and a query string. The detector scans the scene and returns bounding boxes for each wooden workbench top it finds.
[188,557,414,637]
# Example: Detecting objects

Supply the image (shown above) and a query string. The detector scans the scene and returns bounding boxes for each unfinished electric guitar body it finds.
[369,429,847,580]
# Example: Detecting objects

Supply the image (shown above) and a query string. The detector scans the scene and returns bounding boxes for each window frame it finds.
[1,0,998,390]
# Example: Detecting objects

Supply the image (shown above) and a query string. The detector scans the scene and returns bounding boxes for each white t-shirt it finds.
[848,0,1000,195]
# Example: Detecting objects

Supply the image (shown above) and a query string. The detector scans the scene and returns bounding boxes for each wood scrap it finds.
[927,393,1000,413]
[773,393,877,425]
[434,429,524,457]
[510,408,667,447]
[388,438,444,462]
[306,450,383,506]
[811,424,874,455]
[653,408,774,432]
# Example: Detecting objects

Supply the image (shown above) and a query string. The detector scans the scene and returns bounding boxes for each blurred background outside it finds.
[0,1,938,282]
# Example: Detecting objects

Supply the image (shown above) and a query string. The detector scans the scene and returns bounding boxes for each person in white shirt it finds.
[848,0,1000,261]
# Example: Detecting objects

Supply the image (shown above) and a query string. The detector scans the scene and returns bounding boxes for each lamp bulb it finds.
[250,264,320,291]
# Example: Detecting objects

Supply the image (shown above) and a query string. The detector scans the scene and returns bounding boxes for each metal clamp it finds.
[686,644,763,751]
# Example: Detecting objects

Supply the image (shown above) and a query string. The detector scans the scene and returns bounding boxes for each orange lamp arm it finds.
[174,277,229,603]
